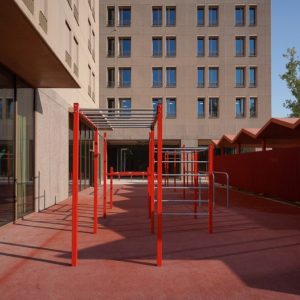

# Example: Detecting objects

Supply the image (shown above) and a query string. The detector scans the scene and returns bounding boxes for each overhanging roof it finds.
[0,0,79,88]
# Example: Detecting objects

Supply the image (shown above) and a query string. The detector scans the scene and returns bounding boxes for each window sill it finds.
[197,84,205,88]
[235,54,245,57]
[235,85,245,88]
[197,54,205,57]
[166,85,177,88]
[166,24,176,27]
[209,85,219,88]
[208,24,219,27]
[249,84,257,88]
[152,85,163,88]
[152,24,162,27]
[209,116,219,119]
[166,116,176,119]
[197,116,205,119]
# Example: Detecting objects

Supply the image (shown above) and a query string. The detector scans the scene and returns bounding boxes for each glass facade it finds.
[0,64,35,226]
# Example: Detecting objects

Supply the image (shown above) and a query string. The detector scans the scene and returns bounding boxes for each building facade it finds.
[0,0,100,226]
[99,0,271,171]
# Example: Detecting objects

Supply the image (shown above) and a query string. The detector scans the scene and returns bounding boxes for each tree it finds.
[280,47,300,117]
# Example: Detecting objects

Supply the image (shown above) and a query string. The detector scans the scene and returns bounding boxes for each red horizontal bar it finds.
[108,171,149,177]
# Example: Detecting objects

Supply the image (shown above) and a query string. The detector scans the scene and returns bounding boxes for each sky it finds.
[272,0,300,117]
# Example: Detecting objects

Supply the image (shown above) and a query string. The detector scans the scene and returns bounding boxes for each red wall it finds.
[214,147,300,202]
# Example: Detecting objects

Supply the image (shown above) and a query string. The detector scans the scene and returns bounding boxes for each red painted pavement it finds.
[0,185,299,299]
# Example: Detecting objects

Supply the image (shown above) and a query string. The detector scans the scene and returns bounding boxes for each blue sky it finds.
[272,0,300,117]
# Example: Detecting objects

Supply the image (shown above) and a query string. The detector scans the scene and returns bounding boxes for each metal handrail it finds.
[213,171,230,208]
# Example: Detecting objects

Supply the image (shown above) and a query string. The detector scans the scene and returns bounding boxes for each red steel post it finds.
[157,104,163,267]
[72,103,79,266]
[183,145,186,198]
[93,129,98,234]
[173,150,176,188]
[148,132,151,218]
[193,151,198,219]
[208,144,214,234]
[103,132,107,218]
[150,130,155,233]
[110,166,113,209]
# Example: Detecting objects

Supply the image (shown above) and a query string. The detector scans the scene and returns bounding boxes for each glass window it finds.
[119,37,131,57]
[119,7,131,26]
[107,67,115,87]
[73,37,79,74]
[166,67,176,87]
[6,98,14,119]
[249,37,257,56]
[249,97,257,117]
[0,99,2,119]
[65,21,71,66]
[236,98,245,118]
[152,98,162,112]
[209,67,219,88]
[119,68,131,87]
[107,6,115,26]
[236,67,245,87]
[152,7,162,26]
[166,7,176,26]
[107,37,115,57]
[249,67,257,87]
[166,37,176,57]
[119,98,131,116]
[209,37,219,57]
[166,98,176,118]
[152,37,162,57]
[197,67,205,87]
[249,6,256,26]
[235,6,245,26]
[197,37,205,57]
[107,98,115,116]
[152,68,163,87]
[197,98,205,118]
[209,98,219,118]
[235,37,245,56]
[197,6,205,26]
[209,7,218,26]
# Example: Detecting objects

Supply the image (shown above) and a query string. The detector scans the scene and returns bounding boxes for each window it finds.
[209,67,219,88]
[107,37,115,57]
[0,99,2,119]
[197,98,205,118]
[88,65,91,96]
[65,21,71,67]
[74,0,79,24]
[209,37,219,57]
[249,67,257,87]
[166,37,176,57]
[166,7,176,26]
[197,67,205,87]
[119,7,131,26]
[235,6,245,26]
[197,6,205,26]
[6,98,14,119]
[166,67,176,87]
[152,98,162,112]
[119,68,131,87]
[249,97,257,117]
[249,36,257,56]
[107,98,115,116]
[209,98,219,118]
[88,19,91,52]
[152,68,163,87]
[197,37,205,57]
[73,37,79,76]
[236,67,245,87]
[152,37,162,57]
[92,31,95,58]
[235,98,245,118]
[166,98,176,118]
[152,7,162,26]
[119,37,131,57]
[107,67,115,87]
[92,72,95,100]
[107,6,115,26]
[119,98,131,116]
[235,37,245,56]
[249,6,256,26]
[209,6,218,26]
[39,0,48,32]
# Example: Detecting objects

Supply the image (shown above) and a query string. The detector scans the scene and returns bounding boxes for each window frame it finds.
[197,98,205,118]
[166,97,176,118]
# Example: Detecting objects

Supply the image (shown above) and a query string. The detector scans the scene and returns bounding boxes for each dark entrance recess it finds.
[108,144,148,172]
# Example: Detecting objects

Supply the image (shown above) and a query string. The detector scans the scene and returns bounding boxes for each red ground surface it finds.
[0,184,299,300]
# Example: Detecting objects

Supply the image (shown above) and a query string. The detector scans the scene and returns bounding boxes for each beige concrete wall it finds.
[13,0,100,209]
[99,0,271,146]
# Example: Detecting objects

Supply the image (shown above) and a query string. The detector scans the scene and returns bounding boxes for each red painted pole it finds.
[157,104,163,267]
[72,103,79,267]
[103,132,107,218]
[110,166,113,209]
[166,151,169,186]
[173,150,176,188]
[194,151,198,219]
[183,145,186,198]
[93,129,98,234]
[150,130,155,233]
[148,132,151,218]
[208,144,214,234]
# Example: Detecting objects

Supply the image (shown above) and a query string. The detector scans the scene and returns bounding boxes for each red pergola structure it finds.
[71,103,163,267]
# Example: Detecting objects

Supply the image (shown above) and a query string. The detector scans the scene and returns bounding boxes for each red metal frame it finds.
[72,103,79,267]
[93,129,98,234]
[103,132,107,218]
[150,129,155,234]
[208,144,214,233]
[110,166,113,209]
